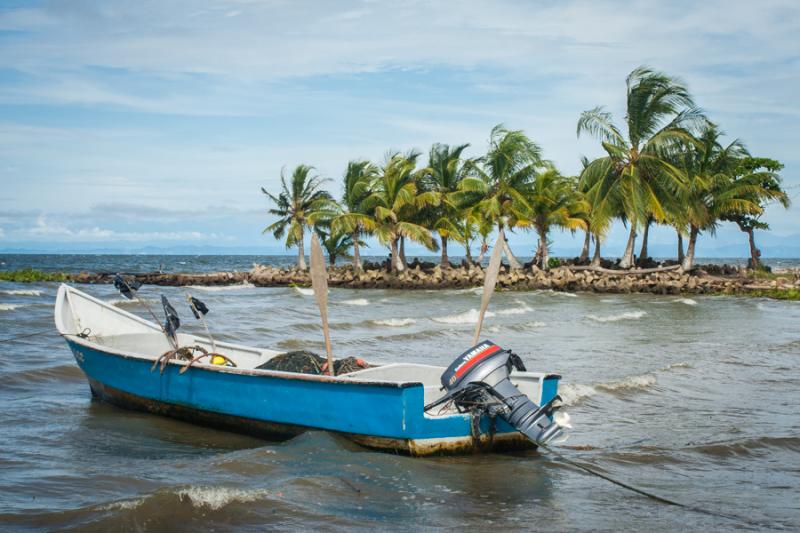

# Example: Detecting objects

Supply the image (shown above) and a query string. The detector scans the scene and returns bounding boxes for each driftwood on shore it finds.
[61,263,800,298]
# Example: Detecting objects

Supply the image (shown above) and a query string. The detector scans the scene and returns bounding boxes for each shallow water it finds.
[1,273,799,531]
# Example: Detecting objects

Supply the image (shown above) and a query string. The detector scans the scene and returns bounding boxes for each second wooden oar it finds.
[310,233,335,376]
[473,228,505,345]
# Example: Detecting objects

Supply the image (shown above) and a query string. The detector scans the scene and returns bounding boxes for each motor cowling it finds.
[438,340,563,445]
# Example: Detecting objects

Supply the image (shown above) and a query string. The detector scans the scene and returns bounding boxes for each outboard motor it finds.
[429,340,563,445]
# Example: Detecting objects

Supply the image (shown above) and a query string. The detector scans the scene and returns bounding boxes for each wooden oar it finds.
[473,228,505,345]
[310,233,335,376]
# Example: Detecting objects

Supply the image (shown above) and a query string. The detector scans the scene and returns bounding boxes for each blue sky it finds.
[1,0,798,256]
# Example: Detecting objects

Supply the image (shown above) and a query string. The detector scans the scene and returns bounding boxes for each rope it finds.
[538,442,788,530]
[1,330,54,343]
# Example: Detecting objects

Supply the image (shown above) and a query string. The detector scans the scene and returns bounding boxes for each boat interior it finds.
[56,284,547,410]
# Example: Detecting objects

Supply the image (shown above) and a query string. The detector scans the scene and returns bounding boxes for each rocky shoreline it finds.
[58,262,800,298]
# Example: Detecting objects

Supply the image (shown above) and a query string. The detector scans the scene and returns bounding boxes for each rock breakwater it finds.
[59,264,800,298]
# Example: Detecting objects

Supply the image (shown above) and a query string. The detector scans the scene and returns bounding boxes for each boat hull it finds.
[66,339,548,456]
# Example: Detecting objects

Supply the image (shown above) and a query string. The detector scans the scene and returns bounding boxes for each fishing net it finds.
[256,350,373,375]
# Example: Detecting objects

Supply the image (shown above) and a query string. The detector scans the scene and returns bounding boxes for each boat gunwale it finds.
[62,334,425,388]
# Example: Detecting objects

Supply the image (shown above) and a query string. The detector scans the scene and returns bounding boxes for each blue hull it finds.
[66,339,560,455]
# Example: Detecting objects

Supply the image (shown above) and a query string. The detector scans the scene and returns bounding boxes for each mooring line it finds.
[539,443,787,531]
[1,330,54,343]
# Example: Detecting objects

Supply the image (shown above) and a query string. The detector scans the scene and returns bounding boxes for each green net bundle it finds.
[256,350,373,375]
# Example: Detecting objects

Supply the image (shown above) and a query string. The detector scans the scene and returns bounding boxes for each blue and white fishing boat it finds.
[55,284,565,456]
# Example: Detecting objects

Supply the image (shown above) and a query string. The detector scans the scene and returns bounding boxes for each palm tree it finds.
[421,143,470,268]
[524,170,587,270]
[721,157,790,270]
[577,66,702,268]
[262,165,331,270]
[455,124,545,269]
[673,125,774,270]
[313,225,360,267]
[335,152,436,272]
[326,160,377,271]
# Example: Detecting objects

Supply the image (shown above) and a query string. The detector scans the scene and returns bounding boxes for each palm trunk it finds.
[440,235,449,268]
[638,219,651,264]
[500,226,522,269]
[747,227,762,270]
[539,227,550,270]
[676,230,684,263]
[591,234,602,267]
[352,231,362,271]
[579,230,591,263]
[681,226,699,271]
[297,230,307,270]
[477,241,488,265]
[465,239,474,266]
[329,253,336,267]
[619,224,637,269]
[399,236,407,268]
[390,237,404,272]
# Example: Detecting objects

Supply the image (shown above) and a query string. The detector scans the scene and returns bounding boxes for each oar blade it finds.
[310,234,334,375]
[473,228,505,345]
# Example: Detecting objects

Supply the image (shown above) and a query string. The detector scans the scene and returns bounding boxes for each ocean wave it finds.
[190,283,255,292]
[293,287,315,296]
[661,361,692,370]
[596,373,656,393]
[0,304,24,311]
[177,486,273,510]
[559,383,598,406]
[585,310,646,323]
[431,308,495,324]
[340,298,369,306]
[688,436,800,458]
[496,301,533,315]
[560,371,661,406]
[508,320,546,332]
[0,289,42,296]
[4,364,83,387]
[371,318,416,327]
[107,297,156,307]
[676,298,697,306]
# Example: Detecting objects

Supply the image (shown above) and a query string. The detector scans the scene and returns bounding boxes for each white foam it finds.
[432,308,495,324]
[554,411,573,429]
[676,298,697,306]
[0,304,22,311]
[341,298,369,306]
[585,310,646,323]
[99,498,144,511]
[559,383,597,406]
[177,486,272,510]
[293,287,315,296]
[372,318,416,327]
[0,289,42,296]
[596,373,657,393]
[523,321,546,328]
[190,283,255,292]
[496,301,533,315]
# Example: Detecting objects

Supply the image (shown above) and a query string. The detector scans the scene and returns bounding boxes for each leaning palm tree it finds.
[335,152,436,272]
[524,170,588,270]
[326,160,378,271]
[262,165,332,270]
[421,143,470,268]
[577,66,702,268]
[454,124,545,269]
[673,125,770,270]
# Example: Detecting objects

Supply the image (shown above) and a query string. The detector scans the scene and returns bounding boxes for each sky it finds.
[1,0,799,257]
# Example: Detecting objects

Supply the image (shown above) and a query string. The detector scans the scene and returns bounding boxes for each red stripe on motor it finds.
[455,345,501,378]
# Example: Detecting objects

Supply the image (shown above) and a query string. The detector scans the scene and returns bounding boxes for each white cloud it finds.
[23,215,230,242]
